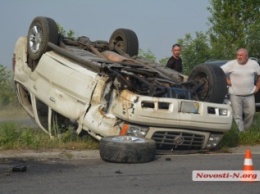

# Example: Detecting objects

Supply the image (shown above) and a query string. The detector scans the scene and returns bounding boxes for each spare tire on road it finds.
[99,136,156,163]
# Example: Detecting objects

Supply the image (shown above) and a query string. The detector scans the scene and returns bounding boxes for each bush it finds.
[0,65,17,106]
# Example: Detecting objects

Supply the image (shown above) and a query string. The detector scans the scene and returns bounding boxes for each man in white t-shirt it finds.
[221,48,260,131]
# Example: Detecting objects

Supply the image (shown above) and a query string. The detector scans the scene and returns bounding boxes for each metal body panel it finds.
[111,90,232,132]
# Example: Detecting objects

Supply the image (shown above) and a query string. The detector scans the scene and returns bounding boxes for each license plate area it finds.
[180,101,199,113]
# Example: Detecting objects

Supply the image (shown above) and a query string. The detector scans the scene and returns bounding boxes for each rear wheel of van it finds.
[27,16,59,60]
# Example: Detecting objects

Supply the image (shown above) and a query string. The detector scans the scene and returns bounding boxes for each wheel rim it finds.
[194,73,209,100]
[28,25,42,54]
[114,37,125,51]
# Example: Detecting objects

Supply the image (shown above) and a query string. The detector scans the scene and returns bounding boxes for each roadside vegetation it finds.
[0,65,17,106]
[0,121,99,150]
[219,112,260,148]
[0,103,259,150]
[0,113,259,150]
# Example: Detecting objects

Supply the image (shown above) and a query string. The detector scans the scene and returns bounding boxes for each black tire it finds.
[109,28,139,56]
[255,91,260,112]
[27,16,59,60]
[188,64,227,103]
[99,136,156,163]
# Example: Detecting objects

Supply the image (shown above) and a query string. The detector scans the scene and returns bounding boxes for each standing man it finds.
[221,48,260,132]
[166,44,183,73]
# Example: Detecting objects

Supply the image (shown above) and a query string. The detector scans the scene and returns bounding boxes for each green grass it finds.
[219,112,260,148]
[239,113,260,145]
[0,122,99,150]
[218,124,240,149]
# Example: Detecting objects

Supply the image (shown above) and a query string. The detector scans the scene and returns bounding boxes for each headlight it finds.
[120,123,149,138]
[206,133,224,148]
[219,108,228,116]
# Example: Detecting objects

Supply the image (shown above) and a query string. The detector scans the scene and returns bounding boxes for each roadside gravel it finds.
[0,149,100,160]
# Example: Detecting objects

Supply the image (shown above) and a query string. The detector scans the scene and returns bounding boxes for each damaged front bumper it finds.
[110,90,232,152]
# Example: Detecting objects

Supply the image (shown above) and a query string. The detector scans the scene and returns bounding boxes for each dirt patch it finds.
[0,105,29,119]
[0,105,36,127]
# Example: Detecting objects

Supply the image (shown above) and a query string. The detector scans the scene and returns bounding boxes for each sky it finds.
[0,0,211,68]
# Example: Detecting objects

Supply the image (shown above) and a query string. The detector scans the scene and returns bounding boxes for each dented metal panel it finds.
[13,37,32,83]
[83,104,119,139]
[35,52,97,102]
[111,90,232,132]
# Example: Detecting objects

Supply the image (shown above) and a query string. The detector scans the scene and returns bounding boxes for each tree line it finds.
[140,0,260,74]
[193,0,260,73]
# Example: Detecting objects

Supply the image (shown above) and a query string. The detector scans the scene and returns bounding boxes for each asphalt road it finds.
[0,152,259,194]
